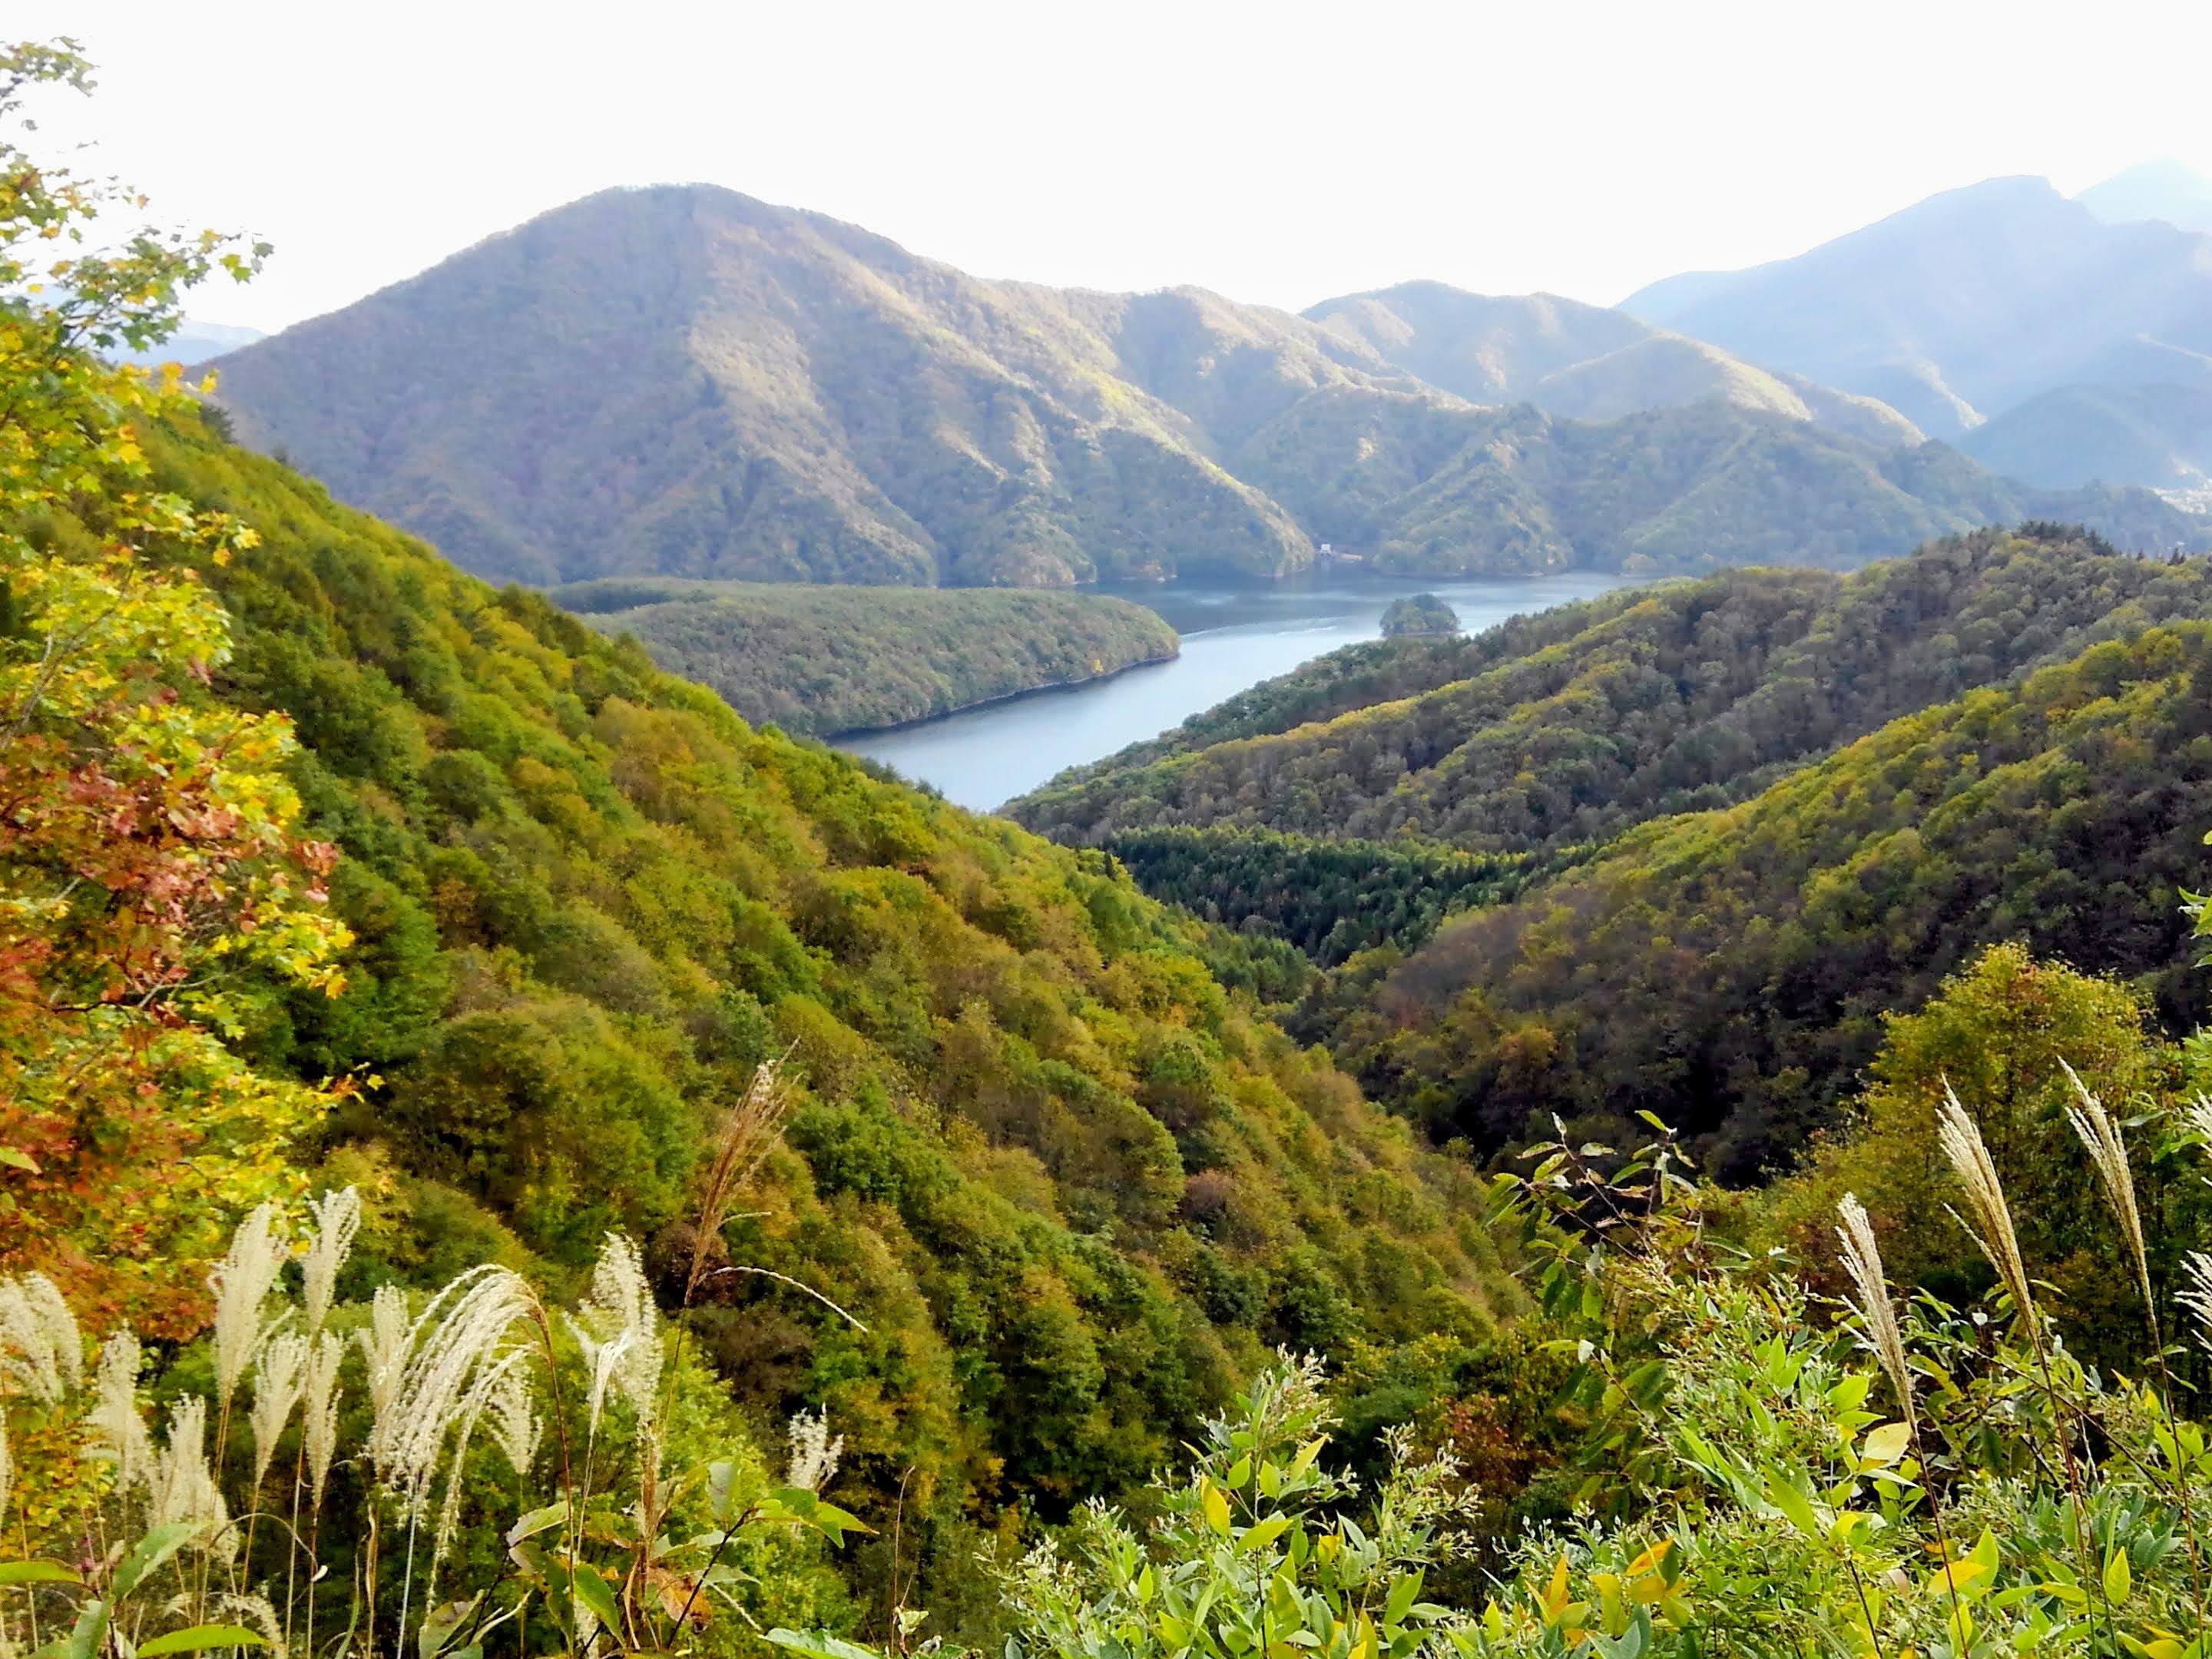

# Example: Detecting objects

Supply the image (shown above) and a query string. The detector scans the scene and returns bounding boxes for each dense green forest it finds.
[549,578,1177,736]
[206,184,2207,590]
[1309,617,2212,1178]
[1094,825,1532,964]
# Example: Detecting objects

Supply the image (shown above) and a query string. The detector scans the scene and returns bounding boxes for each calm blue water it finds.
[836,570,1639,811]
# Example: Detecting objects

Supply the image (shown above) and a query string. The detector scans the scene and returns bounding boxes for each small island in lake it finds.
[1379,592,1461,637]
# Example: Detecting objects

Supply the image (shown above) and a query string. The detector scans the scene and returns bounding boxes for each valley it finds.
[834,569,1637,806]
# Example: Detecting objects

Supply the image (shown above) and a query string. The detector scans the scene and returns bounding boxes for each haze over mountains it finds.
[1624,165,2212,492]
[206,182,2210,591]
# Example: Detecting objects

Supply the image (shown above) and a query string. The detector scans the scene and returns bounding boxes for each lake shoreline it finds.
[823,646,1183,740]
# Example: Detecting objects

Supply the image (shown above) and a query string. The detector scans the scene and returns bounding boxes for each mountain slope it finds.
[124,411,1514,1607]
[1318,617,2212,1182]
[1623,176,2212,445]
[1960,382,2212,490]
[209,186,2205,587]
[1304,283,1922,445]
[1013,528,2212,856]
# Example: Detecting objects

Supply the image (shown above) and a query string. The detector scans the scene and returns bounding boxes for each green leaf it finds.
[568,1565,619,1634]
[1763,1469,1822,1541]
[112,1525,203,1599]
[137,1625,270,1656]
[2104,1546,2132,1605]
[31,1597,108,1659]
[1383,1568,1423,1627]
[765,1631,880,1659]
[1238,1515,1290,1554]
[502,1502,568,1549]
[0,1562,80,1587]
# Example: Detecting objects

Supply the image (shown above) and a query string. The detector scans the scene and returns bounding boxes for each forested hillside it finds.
[23,408,1516,1618]
[1017,528,2212,855]
[551,577,1177,736]
[1317,619,2212,1181]
[206,186,2206,588]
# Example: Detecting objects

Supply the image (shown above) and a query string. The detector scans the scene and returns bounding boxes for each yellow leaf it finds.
[1542,1552,1571,1618]
[1200,1481,1230,1536]
[1860,1422,1912,1465]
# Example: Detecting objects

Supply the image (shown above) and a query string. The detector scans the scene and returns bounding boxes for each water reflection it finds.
[836,570,1639,811]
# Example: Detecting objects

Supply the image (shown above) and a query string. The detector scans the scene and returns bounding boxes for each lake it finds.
[836,570,1640,810]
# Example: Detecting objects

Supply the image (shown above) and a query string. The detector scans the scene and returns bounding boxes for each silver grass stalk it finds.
[0,1271,82,1406]
[574,1233,663,1429]
[2062,1060,2155,1316]
[301,1331,345,1512]
[358,1283,410,1424]
[220,1594,286,1659]
[565,1322,636,1441]
[1936,1081,2040,1342]
[370,1264,539,1521]
[429,1346,534,1591]
[210,1203,289,1409]
[0,1412,11,1517]
[84,1329,151,1492]
[147,1394,233,1558]
[300,1187,362,1336]
[485,1359,539,1480]
[1836,1194,1916,1431]
[2181,1253,2212,1349]
[785,1408,843,1494]
[248,1327,309,1493]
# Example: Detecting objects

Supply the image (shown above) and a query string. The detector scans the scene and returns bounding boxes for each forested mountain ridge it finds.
[206,184,2207,588]
[74,411,1517,1613]
[1320,615,2212,1182]
[550,577,1179,736]
[1013,528,2212,856]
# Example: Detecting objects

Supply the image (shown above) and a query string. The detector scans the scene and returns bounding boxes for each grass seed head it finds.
[1836,1194,1914,1430]
[1936,1080,2039,1343]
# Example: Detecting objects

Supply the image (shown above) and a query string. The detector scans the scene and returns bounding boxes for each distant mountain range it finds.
[110,317,263,368]
[205,184,2210,588]
[1303,283,1924,446]
[1623,165,2212,492]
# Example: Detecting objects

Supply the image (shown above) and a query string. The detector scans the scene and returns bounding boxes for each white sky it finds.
[18,0,2212,332]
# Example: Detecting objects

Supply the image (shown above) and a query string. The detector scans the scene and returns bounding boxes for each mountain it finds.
[2078,159,2212,235]
[105,316,263,367]
[1623,176,2212,445]
[550,577,1179,735]
[207,184,2205,588]
[1304,283,1922,446]
[1960,381,2212,490]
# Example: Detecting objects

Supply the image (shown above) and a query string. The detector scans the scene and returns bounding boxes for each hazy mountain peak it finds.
[2078,159,2212,235]
[1621,171,2212,444]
